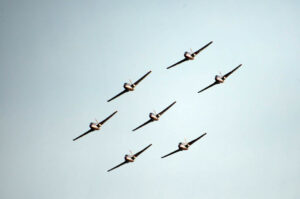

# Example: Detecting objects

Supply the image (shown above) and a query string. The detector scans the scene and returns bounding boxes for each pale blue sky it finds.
[0,0,299,199]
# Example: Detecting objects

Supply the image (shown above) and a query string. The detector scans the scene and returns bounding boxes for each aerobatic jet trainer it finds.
[198,64,242,93]
[107,144,152,172]
[161,133,207,158]
[73,111,118,141]
[166,41,213,69]
[132,101,176,132]
[107,70,152,102]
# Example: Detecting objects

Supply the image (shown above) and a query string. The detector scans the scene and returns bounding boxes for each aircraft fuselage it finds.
[90,123,100,130]
[123,83,135,91]
[149,113,159,121]
[215,75,225,83]
[125,155,135,162]
[184,52,194,60]
[178,142,189,150]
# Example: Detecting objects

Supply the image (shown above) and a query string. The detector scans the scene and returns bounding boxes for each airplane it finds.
[198,64,242,93]
[166,41,213,69]
[161,133,207,159]
[107,70,152,102]
[73,111,118,141]
[132,101,176,132]
[107,144,152,172]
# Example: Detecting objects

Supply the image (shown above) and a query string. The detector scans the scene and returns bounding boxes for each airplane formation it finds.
[73,41,243,172]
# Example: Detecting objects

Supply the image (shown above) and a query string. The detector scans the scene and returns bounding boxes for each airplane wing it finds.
[192,41,213,56]
[158,101,176,116]
[161,149,181,159]
[223,64,242,78]
[73,129,94,141]
[188,133,207,146]
[132,119,153,132]
[166,58,188,69]
[197,82,217,93]
[134,70,152,86]
[107,90,128,102]
[134,144,152,157]
[107,161,127,172]
[99,111,118,125]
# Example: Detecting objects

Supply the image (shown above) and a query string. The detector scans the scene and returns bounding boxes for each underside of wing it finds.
[158,101,176,116]
[161,149,181,158]
[73,129,94,141]
[107,90,128,102]
[134,70,152,86]
[132,119,153,132]
[223,64,242,78]
[99,111,118,125]
[166,58,188,69]
[107,161,127,172]
[192,41,213,56]
[197,82,217,93]
[188,133,207,146]
[134,144,152,157]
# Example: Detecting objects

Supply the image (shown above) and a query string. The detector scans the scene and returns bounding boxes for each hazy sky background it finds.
[0,0,299,199]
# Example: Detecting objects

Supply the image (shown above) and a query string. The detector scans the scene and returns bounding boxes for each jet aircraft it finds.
[107,144,152,172]
[161,133,207,158]
[107,70,152,102]
[167,41,213,69]
[132,101,176,132]
[198,64,242,93]
[73,111,118,141]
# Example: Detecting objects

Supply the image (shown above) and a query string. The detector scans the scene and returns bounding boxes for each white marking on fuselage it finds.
[149,113,159,121]
[125,155,135,162]
[124,83,135,91]
[90,123,100,130]
[178,143,189,150]
[184,52,194,60]
[215,75,224,83]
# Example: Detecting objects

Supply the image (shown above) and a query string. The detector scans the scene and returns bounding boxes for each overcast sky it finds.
[0,0,299,199]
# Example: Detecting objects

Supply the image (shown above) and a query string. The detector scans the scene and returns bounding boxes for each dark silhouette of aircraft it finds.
[161,133,207,158]
[132,101,176,132]
[73,111,117,141]
[107,144,152,172]
[167,41,213,69]
[107,71,152,102]
[198,64,242,93]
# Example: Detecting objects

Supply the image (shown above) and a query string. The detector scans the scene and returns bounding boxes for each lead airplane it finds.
[161,133,207,158]
[107,144,152,172]
[166,41,213,69]
[198,64,242,93]
[107,70,152,102]
[132,101,176,132]
[73,111,117,141]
